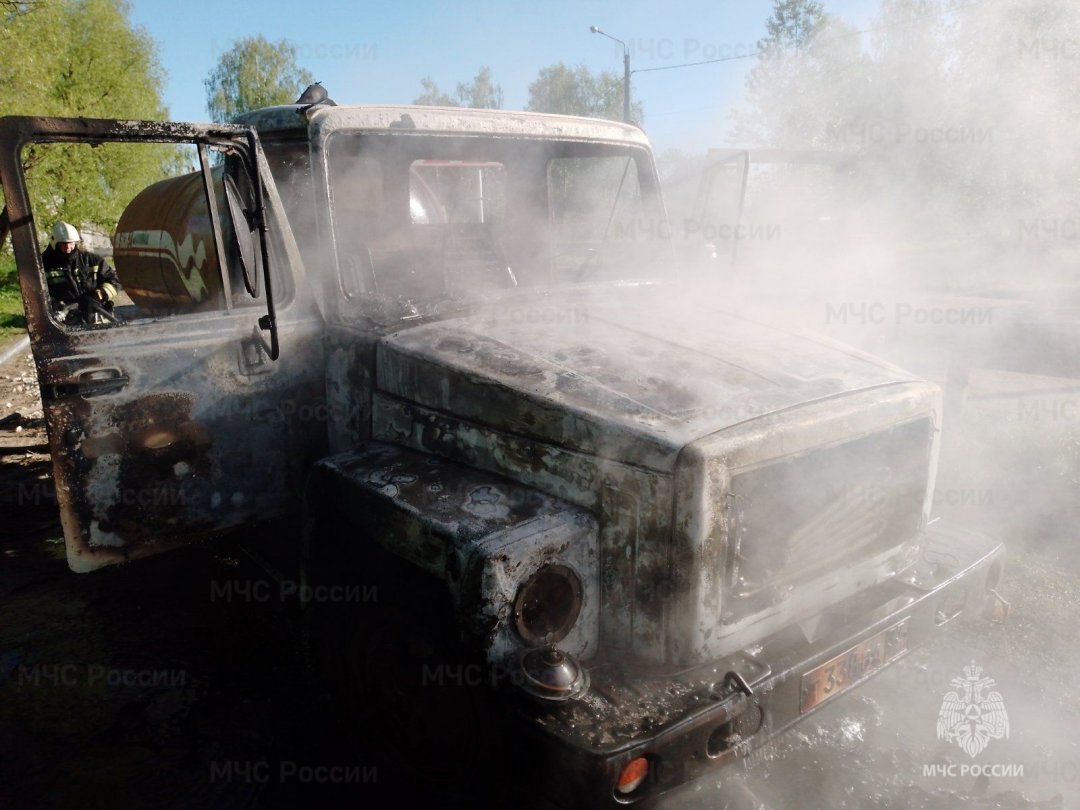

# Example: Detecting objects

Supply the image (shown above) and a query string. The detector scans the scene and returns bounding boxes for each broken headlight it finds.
[513,563,583,646]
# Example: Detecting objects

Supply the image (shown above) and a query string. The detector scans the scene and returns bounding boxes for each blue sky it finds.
[129,0,880,154]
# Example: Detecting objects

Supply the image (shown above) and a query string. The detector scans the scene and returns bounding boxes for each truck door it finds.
[0,117,327,572]
[691,148,750,270]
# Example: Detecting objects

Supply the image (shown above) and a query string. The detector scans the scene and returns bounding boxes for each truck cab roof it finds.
[234,103,650,145]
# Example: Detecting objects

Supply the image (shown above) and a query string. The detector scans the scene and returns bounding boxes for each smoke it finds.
[647,1,1080,806]
[679,5,1063,281]
[695,0,1080,532]
[9,13,1076,801]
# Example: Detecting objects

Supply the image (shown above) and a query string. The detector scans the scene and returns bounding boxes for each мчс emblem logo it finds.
[936,660,1010,758]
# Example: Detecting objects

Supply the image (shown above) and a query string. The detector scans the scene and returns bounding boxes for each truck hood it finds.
[375,284,919,472]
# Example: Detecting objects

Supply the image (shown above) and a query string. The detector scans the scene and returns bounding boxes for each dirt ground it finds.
[1,338,1078,810]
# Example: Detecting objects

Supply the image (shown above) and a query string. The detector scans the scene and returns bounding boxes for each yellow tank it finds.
[113,170,227,314]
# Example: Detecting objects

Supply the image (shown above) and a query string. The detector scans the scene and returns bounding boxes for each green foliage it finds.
[413,66,504,109]
[525,63,643,125]
[458,66,503,109]
[21,142,187,242]
[0,0,180,246]
[0,254,26,339]
[204,36,315,122]
[762,0,827,49]
[414,77,457,106]
[0,0,171,119]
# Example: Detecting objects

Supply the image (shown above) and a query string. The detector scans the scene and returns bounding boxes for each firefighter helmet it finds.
[51,221,81,244]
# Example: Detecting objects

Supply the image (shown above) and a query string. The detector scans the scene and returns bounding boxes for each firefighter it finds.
[41,221,122,324]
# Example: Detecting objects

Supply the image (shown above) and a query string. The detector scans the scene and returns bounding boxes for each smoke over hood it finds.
[375,284,920,472]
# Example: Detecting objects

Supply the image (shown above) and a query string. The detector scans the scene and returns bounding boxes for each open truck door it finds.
[691,148,749,269]
[0,117,326,572]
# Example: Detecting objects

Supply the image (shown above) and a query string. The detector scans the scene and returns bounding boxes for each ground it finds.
[1,336,1078,810]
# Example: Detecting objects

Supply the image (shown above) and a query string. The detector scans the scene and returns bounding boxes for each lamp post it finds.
[589,25,631,123]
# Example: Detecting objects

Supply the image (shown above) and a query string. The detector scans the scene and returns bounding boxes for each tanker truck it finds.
[0,93,1005,808]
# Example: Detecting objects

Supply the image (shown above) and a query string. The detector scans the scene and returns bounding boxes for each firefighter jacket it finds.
[41,246,122,309]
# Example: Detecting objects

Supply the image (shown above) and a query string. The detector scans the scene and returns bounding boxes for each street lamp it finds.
[589,25,631,124]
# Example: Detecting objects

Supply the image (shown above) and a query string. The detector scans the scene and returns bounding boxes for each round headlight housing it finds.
[513,563,583,646]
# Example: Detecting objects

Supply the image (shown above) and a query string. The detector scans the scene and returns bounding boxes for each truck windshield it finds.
[324,133,668,316]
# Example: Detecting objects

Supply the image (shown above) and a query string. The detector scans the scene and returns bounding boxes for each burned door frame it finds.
[0,116,328,571]
[692,149,749,270]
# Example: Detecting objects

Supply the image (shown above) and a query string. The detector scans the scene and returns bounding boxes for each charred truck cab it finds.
[0,100,1004,807]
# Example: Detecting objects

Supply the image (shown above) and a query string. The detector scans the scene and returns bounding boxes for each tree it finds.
[457,66,503,109]
[762,0,828,49]
[526,63,643,124]
[0,0,179,250]
[414,77,457,107]
[204,36,314,123]
[728,0,866,147]
[413,66,504,109]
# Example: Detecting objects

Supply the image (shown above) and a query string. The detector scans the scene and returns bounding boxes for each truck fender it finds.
[302,440,600,663]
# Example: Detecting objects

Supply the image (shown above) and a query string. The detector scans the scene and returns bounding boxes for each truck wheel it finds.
[305,538,507,797]
[359,602,494,770]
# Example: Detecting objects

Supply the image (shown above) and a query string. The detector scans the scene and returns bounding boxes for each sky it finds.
[128,0,881,155]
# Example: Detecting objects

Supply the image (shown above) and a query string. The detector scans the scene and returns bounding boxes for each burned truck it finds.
[0,99,1004,807]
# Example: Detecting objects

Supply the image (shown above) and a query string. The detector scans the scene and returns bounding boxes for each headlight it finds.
[513,563,583,646]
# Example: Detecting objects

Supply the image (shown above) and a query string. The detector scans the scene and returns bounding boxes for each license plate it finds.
[800,618,910,713]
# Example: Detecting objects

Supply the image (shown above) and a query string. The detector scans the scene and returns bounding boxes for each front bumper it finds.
[511,523,1004,809]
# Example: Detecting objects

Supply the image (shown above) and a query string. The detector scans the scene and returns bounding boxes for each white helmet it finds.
[51,221,81,244]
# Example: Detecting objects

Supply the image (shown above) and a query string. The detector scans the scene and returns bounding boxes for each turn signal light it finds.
[616,756,650,795]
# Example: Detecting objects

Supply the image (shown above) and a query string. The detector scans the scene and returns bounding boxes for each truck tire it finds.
[303,510,511,801]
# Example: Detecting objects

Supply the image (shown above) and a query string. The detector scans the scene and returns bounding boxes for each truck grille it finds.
[723,418,932,617]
